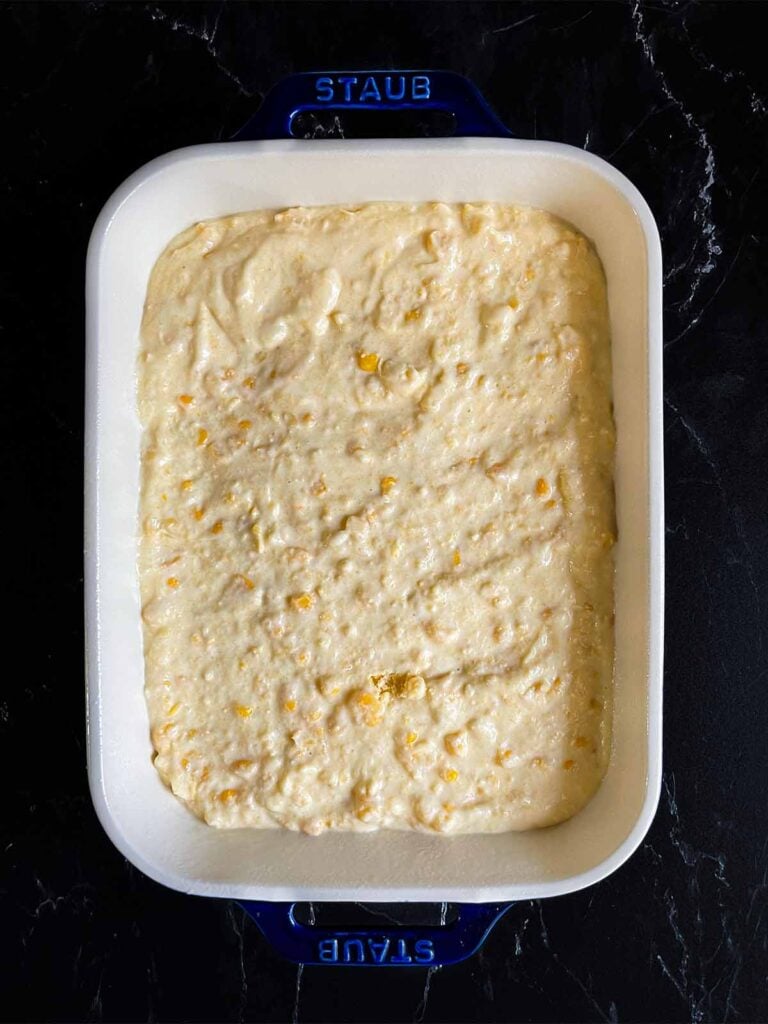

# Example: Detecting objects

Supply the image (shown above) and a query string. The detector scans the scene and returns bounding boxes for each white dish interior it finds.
[86,138,663,901]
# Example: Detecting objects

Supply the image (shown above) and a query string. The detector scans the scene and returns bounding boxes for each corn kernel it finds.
[405,731,418,745]
[456,362,469,375]
[193,507,205,521]
[180,479,193,491]
[238,419,252,430]
[290,592,314,611]
[283,699,297,712]
[235,705,253,718]
[508,297,519,310]
[197,428,208,446]
[186,729,198,739]
[453,549,461,567]
[235,574,255,590]
[535,477,550,497]
[356,351,379,373]
[243,376,256,389]
[405,308,421,322]
[357,693,375,707]
[563,759,576,770]
[380,476,397,495]
[442,768,459,783]
[545,498,556,509]
[181,757,189,769]
[166,577,180,589]
[211,520,223,535]
[178,394,193,406]
[218,788,238,803]
[531,757,545,769]
[200,766,210,782]
[168,702,181,716]
[231,759,253,771]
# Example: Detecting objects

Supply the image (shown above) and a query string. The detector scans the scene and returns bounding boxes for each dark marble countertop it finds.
[2,2,767,1021]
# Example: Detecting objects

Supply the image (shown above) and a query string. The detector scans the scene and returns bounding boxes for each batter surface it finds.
[138,201,615,834]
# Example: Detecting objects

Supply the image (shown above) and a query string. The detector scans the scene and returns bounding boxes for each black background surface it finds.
[2,2,767,1021]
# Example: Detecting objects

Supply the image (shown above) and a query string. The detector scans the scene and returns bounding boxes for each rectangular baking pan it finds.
[85,71,663,965]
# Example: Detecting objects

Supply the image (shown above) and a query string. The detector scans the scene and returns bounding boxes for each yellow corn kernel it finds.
[524,266,535,282]
[211,520,223,535]
[452,549,461,567]
[168,702,181,716]
[290,592,314,611]
[405,308,421,322]
[180,479,193,491]
[283,699,297,713]
[186,729,198,739]
[531,757,545,769]
[442,768,459,783]
[235,705,253,718]
[357,693,376,707]
[243,376,256,389]
[235,574,255,590]
[193,507,205,521]
[178,394,194,406]
[162,679,172,688]
[456,362,469,375]
[563,759,576,771]
[200,766,210,782]
[405,731,418,745]
[231,759,253,771]
[180,757,189,769]
[238,419,252,430]
[166,577,180,589]
[508,296,519,310]
[356,351,379,373]
[380,476,397,495]
[545,498,556,509]
[311,477,328,496]
[218,788,238,803]
[197,428,208,446]
[535,477,550,497]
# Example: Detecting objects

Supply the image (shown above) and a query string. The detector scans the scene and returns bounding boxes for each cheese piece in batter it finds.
[138,202,615,835]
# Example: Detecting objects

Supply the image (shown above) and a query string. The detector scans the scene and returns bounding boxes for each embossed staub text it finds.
[314,74,431,104]
[317,936,435,964]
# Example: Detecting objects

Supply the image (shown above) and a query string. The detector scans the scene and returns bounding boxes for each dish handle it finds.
[233,70,511,140]
[238,901,512,967]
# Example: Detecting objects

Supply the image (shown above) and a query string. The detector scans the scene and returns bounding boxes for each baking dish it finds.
[85,71,663,965]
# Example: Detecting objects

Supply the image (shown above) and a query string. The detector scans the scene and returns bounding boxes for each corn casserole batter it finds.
[138,201,615,834]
